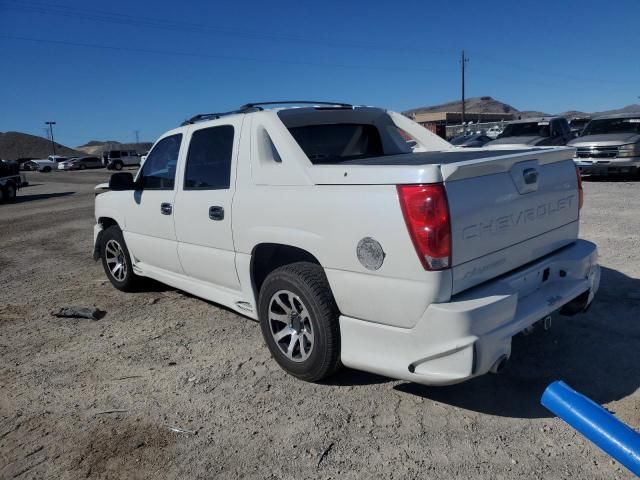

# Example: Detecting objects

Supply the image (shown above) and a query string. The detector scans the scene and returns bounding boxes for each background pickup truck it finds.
[93,102,600,386]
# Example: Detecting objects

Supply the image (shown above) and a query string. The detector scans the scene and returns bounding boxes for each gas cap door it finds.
[510,159,540,194]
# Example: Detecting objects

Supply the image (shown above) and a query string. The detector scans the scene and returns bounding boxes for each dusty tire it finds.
[100,225,140,292]
[113,161,123,171]
[4,182,16,201]
[258,262,341,382]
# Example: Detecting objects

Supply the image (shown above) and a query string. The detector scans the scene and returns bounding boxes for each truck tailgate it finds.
[445,153,580,294]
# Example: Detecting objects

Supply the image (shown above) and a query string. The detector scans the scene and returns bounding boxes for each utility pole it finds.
[134,130,140,145]
[460,50,469,127]
[45,121,57,156]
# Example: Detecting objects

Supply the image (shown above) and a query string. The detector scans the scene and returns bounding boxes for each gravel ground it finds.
[1,170,638,479]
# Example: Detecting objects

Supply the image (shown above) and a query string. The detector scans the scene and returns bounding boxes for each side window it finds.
[184,125,234,190]
[141,134,182,190]
[111,151,121,159]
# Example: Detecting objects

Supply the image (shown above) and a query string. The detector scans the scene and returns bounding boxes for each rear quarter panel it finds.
[232,185,452,328]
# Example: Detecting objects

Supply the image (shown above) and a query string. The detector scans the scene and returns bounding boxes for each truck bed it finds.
[340,149,542,166]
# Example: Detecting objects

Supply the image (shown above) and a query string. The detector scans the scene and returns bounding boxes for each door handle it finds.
[209,206,224,221]
[160,202,173,215]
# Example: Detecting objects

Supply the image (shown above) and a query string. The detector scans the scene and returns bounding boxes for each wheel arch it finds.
[94,216,123,260]
[250,243,324,304]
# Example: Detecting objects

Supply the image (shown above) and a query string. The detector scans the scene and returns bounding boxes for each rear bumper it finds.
[339,239,600,386]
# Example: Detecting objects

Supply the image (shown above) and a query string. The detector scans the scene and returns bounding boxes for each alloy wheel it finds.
[104,239,127,282]
[268,290,314,362]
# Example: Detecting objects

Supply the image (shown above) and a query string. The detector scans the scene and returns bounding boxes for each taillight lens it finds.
[397,184,451,271]
[576,167,584,210]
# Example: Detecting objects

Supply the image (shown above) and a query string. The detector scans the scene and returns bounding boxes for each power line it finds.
[0,35,453,73]
[0,0,457,57]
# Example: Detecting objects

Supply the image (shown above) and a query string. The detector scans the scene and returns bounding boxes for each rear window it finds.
[287,124,384,164]
[499,122,550,138]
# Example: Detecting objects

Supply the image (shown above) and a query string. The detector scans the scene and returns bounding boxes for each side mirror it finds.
[109,172,136,191]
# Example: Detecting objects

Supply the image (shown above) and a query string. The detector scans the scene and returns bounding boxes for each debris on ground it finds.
[317,442,334,467]
[166,425,196,435]
[51,306,105,320]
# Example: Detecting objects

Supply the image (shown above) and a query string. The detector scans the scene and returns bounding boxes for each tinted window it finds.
[287,124,384,164]
[499,122,550,138]
[141,134,182,189]
[184,125,234,190]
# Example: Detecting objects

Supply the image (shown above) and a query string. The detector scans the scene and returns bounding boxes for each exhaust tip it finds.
[490,355,509,374]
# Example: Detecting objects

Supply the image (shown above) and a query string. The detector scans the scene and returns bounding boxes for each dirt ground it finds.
[1,170,638,479]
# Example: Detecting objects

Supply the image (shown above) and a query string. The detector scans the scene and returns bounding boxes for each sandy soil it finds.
[1,170,638,479]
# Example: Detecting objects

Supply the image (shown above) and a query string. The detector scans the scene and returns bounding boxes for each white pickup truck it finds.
[93,102,600,386]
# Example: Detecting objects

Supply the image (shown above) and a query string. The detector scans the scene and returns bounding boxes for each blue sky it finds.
[1,0,639,146]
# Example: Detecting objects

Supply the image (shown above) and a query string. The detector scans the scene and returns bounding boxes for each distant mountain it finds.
[404,97,640,121]
[591,104,640,117]
[76,140,153,156]
[404,96,519,116]
[0,131,82,161]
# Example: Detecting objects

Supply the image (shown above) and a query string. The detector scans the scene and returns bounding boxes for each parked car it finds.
[569,117,591,138]
[29,155,69,172]
[486,125,503,139]
[93,101,599,386]
[0,160,26,202]
[102,150,140,170]
[449,134,492,148]
[58,156,103,170]
[569,113,640,176]
[16,157,36,170]
[485,117,573,147]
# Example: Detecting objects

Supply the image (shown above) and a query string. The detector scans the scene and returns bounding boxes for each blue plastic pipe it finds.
[541,381,640,477]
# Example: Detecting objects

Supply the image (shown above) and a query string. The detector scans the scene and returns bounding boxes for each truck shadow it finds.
[8,191,75,204]
[391,266,640,418]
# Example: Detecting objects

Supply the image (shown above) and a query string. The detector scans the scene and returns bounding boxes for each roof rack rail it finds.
[181,106,262,126]
[241,101,353,109]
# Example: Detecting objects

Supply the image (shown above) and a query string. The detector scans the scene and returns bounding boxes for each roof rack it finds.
[241,101,353,109]
[181,101,354,126]
[181,106,262,126]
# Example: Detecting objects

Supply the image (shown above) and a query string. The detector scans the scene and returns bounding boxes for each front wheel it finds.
[113,161,123,171]
[258,262,341,382]
[100,226,141,292]
[42,166,52,172]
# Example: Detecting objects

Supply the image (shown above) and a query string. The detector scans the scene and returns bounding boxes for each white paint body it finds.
[94,107,600,385]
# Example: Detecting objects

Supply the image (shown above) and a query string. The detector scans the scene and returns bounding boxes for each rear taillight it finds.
[397,184,451,271]
[576,167,584,210]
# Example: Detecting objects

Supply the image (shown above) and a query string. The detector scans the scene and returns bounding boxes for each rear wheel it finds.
[4,182,16,201]
[79,164,86,170]
[258,262,341,382]
[113,161,123,171]
[42,166,52,172]
[100,226,140,292]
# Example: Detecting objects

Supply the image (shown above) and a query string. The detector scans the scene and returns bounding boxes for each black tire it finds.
[258,262,341,382]
[113,161,123,171]
[0,187,4,203]
[79,164,86,170]
[4,182,16,201]
[100,225,140,292]
[42,166,52,172]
